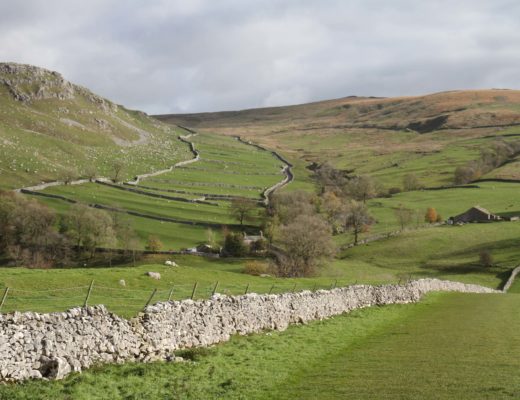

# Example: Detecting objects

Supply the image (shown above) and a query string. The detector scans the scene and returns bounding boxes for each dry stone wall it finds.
[0,279,499,382]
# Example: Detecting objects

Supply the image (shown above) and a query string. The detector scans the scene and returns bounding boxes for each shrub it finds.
[479,250,493,267]
[145,235,163,252]
[388,187,402,195]
[222,232,248,257]
[250,238,268,252]
[424,207,438,223]
[243,260,269,276]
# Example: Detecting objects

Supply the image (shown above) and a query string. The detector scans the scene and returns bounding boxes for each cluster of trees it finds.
[0,191,138,268]
[454,140,520,184]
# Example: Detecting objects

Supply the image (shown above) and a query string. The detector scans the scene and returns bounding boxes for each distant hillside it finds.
[0,63,190,189]
[156,90,520,187]
[157,90,520,133]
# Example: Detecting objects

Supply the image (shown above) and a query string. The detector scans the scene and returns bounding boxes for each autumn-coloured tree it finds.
[424,207,438,223]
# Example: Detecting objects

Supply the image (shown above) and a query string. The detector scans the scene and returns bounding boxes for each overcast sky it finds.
[1,1,519,114]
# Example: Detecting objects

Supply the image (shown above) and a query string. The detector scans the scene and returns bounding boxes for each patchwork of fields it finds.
[23,132,287,250]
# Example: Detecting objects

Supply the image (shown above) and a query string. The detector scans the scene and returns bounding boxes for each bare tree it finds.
[402,173,422,191]
[394,204,414,231]
[111,160,125,183]
[343,175,377,204]
[270,190,316,224]
[230,198,257,226]
[321,191,346,234]
[343,200,374,245]
[276,214,336,277]
[85,166,98,182]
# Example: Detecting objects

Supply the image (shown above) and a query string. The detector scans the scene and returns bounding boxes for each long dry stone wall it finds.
[0,278,498,382]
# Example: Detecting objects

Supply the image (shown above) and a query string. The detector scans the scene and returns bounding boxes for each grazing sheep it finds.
[146,272,161,280]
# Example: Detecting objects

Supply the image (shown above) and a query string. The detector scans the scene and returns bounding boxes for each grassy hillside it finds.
[157,90,520,187]
[0,63,191,189]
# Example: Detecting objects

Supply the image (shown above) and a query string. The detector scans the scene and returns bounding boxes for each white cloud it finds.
[1,0,519,113]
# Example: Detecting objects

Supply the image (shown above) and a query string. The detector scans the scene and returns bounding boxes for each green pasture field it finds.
[336,222,518,289]
[39,183,240,225]
[330,181,520,246]
[4,292,519,399]
[370,181,520,230]
[1,218,517,318]
[266,127,520,188]
[137,180,265,199]
[23,195,218,251]
[145,167,282,188]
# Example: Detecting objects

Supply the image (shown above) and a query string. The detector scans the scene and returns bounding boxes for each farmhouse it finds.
[449,206,501,224]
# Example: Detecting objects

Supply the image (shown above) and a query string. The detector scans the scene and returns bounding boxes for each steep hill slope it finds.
[157,90,520,187]
[0,63,190,189]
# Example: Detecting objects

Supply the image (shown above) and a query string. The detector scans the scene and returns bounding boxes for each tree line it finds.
[0,191,140,268]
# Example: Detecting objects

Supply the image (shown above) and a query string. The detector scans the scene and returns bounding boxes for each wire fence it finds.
[0,278,408,318]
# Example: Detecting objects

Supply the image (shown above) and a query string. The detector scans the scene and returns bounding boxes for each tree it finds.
[85,166,98,182]
[402,173,422,191]
[454,165,477,185]
[0,192,69,267]
[222,232,248,257]
[111,160,125,183]
[424,207,438,224]
[394,204,414,231]
[63,204,117,258]
[230,198,257,226]
[276,214,336,277]
[315,162,348,194]
[61,169,77,185]
[270,191,316,224]
[343,175,377,203]
[344,200,374,245]
[321,191,345,233]
[145,235,163,252]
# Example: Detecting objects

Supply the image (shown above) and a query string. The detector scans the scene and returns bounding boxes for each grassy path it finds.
[282,292,520,399]
[4,292,520,399]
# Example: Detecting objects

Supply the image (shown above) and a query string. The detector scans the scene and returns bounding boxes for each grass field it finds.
[3,292,519,399]
[1,218,517,318]
[21,132,287,249]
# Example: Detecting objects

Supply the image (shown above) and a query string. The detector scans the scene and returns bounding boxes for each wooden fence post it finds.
[212,281,219,296]
[268,284,275,295]
[190,282,198,299]
[292,283,297,293]
[244,283,250,295]
[333,280,338,289]
[84,280,94,307]
[144,288,158,310]
[168,286,175,302]
[312,283,317,292]
[0,287,9,311]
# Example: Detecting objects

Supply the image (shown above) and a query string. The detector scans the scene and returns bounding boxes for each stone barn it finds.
[449,206,501,224]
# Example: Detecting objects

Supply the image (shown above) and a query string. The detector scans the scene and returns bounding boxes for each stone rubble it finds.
[0,279,499,382]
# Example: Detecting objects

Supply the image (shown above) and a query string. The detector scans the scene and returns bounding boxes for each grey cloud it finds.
[0,0,519,113]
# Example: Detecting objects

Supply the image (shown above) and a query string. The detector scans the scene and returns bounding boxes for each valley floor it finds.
[3,292,520,399]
